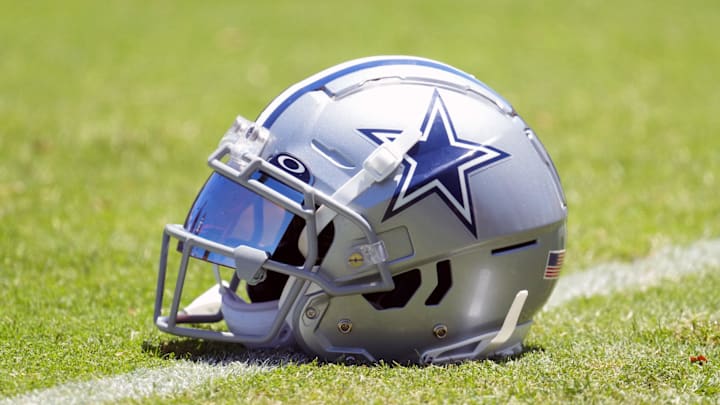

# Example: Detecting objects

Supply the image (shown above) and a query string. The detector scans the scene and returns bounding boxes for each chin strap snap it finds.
[220,288,294,349]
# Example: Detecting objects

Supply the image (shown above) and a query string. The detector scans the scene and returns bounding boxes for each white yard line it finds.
[546,238,720,309]
[1,362,268,405]
[4,238,720,405]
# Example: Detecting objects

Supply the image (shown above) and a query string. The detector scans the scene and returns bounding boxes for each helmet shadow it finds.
[141,338,312,366]
[141,337,543,367]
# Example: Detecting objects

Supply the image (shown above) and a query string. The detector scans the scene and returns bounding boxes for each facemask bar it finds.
[154,117,396,345]
[155,226,308,344]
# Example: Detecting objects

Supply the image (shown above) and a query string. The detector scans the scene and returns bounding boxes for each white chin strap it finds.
[220,287,294,349]
[180,281,228,316]
[299,128,423,254]
[182,264,295,349]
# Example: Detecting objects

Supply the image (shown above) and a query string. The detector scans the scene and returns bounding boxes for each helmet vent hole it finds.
[362,269,421,310]
[491,240,537,256]
[425,260,453,306]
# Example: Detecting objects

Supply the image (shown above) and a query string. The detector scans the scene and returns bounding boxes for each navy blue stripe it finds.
[261,58,481,129]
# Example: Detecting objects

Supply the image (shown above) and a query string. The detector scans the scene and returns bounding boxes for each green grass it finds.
[150,269,720,403]
[1,0,720,402]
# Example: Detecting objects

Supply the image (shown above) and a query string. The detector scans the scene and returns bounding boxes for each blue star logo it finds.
[358,90,510,237]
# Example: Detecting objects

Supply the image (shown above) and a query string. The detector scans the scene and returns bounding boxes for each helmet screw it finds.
[337,319,353,334]
[433,324,448,339]
[305,307,318,319]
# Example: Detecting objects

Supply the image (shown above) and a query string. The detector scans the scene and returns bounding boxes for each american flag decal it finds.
[544,249,566,279]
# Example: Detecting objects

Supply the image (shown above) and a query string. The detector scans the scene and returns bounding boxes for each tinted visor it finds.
[182,171,303,268]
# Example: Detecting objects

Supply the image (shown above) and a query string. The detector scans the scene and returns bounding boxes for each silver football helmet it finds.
[154,56,567,364]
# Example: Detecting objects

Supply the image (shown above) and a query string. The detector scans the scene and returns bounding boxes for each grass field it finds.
[1,0,719,403]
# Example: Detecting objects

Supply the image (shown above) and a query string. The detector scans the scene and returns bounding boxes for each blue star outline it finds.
[358,90,510,237]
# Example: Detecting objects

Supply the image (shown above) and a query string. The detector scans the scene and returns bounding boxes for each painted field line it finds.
[1,362,264,405]
[546,238,720,309]
[0,350,309,405]
[4,238,720,405]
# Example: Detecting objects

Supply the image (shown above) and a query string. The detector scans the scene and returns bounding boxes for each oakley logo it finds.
[270,153,313,184]
[277,155,306,174]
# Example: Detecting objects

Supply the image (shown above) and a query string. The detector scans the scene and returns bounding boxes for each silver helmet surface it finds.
[154,56,567,364]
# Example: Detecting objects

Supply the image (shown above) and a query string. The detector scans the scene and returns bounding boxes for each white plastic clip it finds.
[357,240,388,266]
[419,289,529,364]
[299,128,423,255]
[482,289,528,354]
[219,115,271,169]
[233,245,269,285]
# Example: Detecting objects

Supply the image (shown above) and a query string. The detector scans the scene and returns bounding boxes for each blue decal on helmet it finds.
[268,153,313,184]
[359,90,510,237]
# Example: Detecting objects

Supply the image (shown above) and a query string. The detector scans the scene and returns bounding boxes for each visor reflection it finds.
[181,172,302,268]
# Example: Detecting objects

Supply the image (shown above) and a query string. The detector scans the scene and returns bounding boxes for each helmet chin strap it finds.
[178,261,297,349]
[220,289,294,349]
[298,128,423,256]
[176,264,228,320]
[178,280,228,319]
